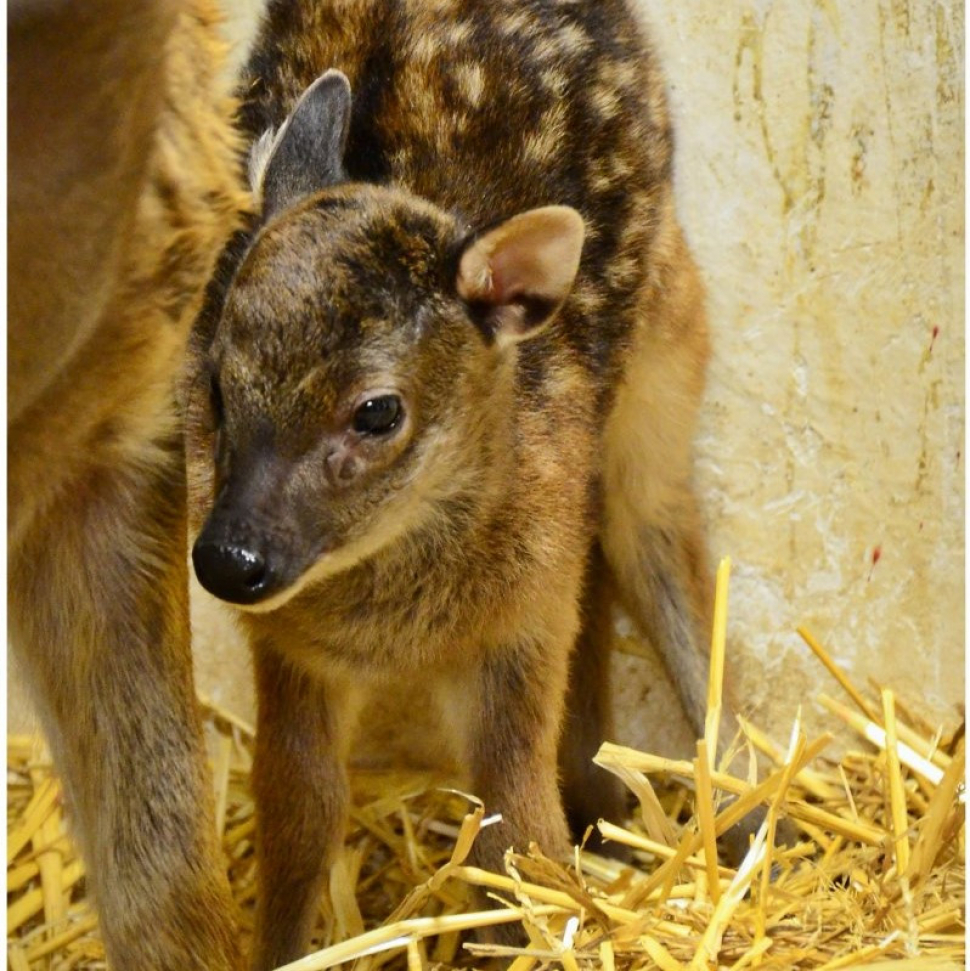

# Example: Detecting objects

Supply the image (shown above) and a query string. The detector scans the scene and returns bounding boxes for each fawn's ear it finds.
[456,206,585,347]
[250,69,352,221]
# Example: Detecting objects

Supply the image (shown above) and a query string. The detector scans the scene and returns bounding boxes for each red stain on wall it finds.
[867,545,882,582]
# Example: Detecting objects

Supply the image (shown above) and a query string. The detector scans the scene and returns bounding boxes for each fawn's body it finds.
[186,2,714,967]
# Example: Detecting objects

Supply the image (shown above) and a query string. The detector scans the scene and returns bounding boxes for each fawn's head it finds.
[189,71,585,610]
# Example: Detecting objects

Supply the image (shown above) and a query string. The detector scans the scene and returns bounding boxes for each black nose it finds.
[192,540,272,605]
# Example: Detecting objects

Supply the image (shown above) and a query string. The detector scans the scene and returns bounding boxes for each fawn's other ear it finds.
[456,205,585,347]
[250,69,352,222]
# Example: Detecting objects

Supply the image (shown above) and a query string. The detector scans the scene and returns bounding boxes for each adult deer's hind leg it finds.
[9,2,245,966]
[9,448,242,971]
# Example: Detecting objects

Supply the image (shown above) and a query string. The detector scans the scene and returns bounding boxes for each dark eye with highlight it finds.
[352,395,403,436]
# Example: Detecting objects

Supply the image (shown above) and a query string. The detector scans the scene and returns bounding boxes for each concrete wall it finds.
[631,0,965,754]
[10,0,964,760]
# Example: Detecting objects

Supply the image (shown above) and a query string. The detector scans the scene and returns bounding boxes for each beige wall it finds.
[10,0,964,761]
[639,0,965,753]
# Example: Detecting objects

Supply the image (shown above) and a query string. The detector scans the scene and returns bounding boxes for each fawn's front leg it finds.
[9,453,241,971]
[466,633,573,881]
[250,645,355,971]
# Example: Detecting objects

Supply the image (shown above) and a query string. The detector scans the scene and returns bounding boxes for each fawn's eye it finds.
[352,395,403,436]
[209,372,224,427]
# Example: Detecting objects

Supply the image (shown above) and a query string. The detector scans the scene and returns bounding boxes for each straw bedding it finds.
[7,560,965,970]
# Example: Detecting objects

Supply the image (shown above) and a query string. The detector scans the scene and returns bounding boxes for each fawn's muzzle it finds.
[192,537,274,605]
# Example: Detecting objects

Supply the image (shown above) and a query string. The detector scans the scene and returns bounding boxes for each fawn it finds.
[186,2,717,966]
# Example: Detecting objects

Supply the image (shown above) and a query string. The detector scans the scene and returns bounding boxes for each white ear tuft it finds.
[248,127,279,198]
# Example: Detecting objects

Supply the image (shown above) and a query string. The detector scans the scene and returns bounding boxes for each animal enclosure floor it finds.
[7,665,964,970]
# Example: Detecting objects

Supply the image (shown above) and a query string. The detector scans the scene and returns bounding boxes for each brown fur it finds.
[9,2,247,967]
[183,0,726,965]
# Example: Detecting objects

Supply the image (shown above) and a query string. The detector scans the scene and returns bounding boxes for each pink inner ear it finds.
[487,239,536,306]
[457,206,585,323]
